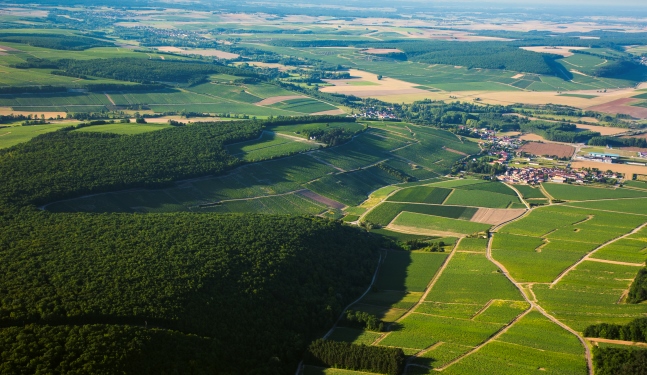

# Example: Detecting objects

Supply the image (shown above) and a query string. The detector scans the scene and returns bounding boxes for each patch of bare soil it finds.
[520,142,575,158]
[300,190,346,209]
[386,224,466,238]
[470,208,527,225]
[443,147,468,156]
[255,95,307,106]
[587,98,647,119]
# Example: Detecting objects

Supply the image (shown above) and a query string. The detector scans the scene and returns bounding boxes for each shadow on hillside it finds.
[328,249,412,344]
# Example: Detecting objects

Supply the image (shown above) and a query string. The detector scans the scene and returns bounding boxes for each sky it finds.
[427,0,647,6]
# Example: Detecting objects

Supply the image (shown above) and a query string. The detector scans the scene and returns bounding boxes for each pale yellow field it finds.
[519,46,588,57]
[571,161,647,176]
[311,109,346,115]
[576,124,627,135]
[255,95,307,106]
[0,108,67,118]
[320,69,429,97]
[520,134,547,141]
[156,47,239,59]
[361,48,403,54]
[136,116,224,124]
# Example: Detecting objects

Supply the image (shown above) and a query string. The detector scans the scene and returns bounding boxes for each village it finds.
[472,127,625,185]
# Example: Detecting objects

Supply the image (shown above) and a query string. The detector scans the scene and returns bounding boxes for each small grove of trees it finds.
[628,268,647,304]
[304,339,405,375]
[342,310,384,332]
[584,317,647,342]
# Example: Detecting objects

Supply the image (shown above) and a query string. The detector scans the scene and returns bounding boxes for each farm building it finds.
[588,152,619,159]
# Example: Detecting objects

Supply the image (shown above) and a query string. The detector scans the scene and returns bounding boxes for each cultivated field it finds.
[519,142,575,158]
[470,208,526,225]
[571,160,647,177]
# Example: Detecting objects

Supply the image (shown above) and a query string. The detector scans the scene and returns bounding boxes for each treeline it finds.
[0,33,112,50]
[16,57,259,84]
[0,212,380,374]
[302,127,359,146]
[519,121,600,143]
[585,317,647,342]
[589,136,647,148]
[593,347,647,375]
[304,339,405,375]
[453,159,507,175]
[0,83,166,94]
[0,120,262,207]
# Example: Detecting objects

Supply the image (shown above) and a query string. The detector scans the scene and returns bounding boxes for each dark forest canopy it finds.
[0,212,380,374]
[0,33,113,50]
[0,120,261,207]
[269,39,561,75]
[0,116,354,208]
[14,57,259,84]
[593,347,647,375]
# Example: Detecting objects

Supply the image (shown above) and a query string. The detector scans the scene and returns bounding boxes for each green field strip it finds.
[453,182,518,196]
[0,124,73,149]
[377,313,505,350]
[492,234,599,283]
[363,202,477,227]
[534,261,647,331]
[303,366,379,375]
[425,252,524,306]
[226,131,320,162]
[74,123,172,135]
[306,166,400,206]
[391,212,491,235]
[439,311,587,375]
[385,186,453,204]
[375,251,449,293]
[443,189,521,209]
[326,327,383,346]
[543,183,647,201]
[507,184,546,199]
[566,198,647,215]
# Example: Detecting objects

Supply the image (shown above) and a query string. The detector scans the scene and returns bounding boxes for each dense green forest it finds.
[0,33,112,50]
[269,39,560,75]
[593,347,647,375]
[304,339,405,375]
[0,116,356,207]
[15,58,258,84]
[628,268,647,304]
[0,120,261,207]
[0,212,380,374]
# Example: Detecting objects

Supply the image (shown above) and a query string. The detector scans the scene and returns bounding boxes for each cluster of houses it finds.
[352,107,399,120]
[498,167,622,185]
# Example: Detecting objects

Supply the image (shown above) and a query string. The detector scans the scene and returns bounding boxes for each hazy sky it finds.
[432,0,647,6]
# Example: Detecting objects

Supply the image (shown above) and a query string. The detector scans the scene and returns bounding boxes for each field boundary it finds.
[550,221,647,287]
